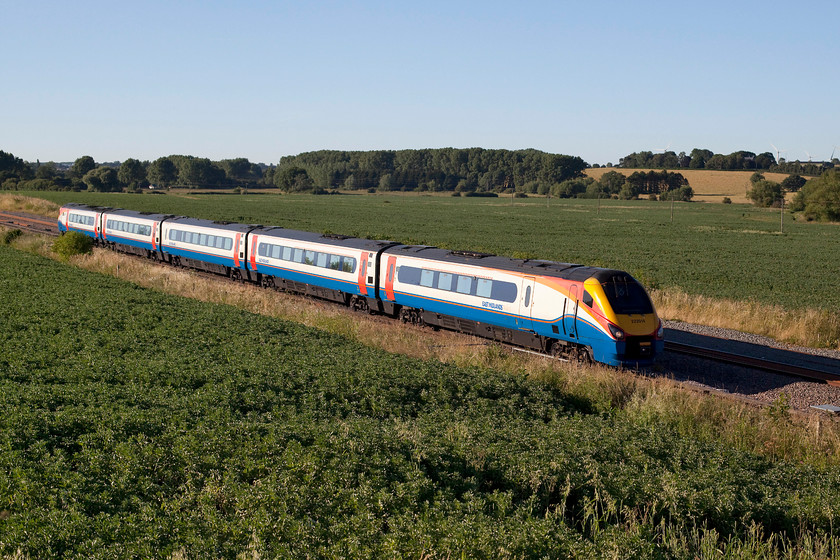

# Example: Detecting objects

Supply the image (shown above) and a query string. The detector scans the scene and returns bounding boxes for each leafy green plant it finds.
[2,245,840,558]
[1,228,22,245]
[51,231,93,260]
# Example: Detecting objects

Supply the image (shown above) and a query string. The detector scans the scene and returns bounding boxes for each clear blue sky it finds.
[3,0,839,165]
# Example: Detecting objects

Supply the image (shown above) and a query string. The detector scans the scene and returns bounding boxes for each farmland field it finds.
[3,245,840,558]
[22,190,840,313]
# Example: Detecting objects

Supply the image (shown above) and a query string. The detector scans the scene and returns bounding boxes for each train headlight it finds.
[656,320,664,340]
[607,323,625,340]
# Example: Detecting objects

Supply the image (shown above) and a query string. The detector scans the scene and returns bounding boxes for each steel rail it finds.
[665,341,840,386]
[0,211,59,234]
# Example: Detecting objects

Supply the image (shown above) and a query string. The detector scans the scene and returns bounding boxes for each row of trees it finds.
[273,148,588,193]
[748,169,840,221]
[0,151,270,192]
[541,170,693,201]
[620,148,838,173]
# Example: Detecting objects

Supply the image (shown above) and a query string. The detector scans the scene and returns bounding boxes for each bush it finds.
[464,191,498,198]
[747,180,782,207]
[790,169,840,221]
[2,229,22,245]
[52,231,94,260]
[722,197,732,204]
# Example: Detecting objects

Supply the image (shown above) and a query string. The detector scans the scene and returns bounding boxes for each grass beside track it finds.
[3,240,840,558]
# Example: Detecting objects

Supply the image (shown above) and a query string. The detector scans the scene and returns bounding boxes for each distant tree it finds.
[148,157,177,187]
[178,157,224,188]
[790,169,840,221]
[754,152,776,169]
[82,166,119,192]
[750,172,765,184]
[746,179,783,207]
[598,170,626,195]
[71,156,96,179]
[118,158,147,190]
[661,185,694,201]
[275,166,313,191]
[35,162,57,180]
[551,177,593,198]
[780,174,806,192]
[689,148,714,169]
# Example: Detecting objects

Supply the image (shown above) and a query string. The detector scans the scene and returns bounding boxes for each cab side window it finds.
[582,290,594,308]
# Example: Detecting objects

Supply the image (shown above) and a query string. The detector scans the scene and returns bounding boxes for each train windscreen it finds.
[601,275,654,315]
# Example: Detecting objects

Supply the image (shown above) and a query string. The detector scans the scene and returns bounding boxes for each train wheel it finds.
[230,269,243,282]
[350,296,369,313]
[260,275,275,289]
[572,346,592,365]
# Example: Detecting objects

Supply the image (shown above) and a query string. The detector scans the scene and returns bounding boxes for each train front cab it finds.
[578,272,664,366]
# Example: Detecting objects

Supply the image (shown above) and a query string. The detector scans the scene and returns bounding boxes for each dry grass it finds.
[652,286,840,349]
[0,194,60,217]
[585,168,793,204]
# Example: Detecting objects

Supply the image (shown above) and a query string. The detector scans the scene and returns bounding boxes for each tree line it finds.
[0,152,271,192]
[273,148,588,194]
[747,169,840,221]
[618,148,837,174]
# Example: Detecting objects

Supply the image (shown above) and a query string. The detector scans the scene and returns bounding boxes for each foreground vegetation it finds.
[3,242,840,559]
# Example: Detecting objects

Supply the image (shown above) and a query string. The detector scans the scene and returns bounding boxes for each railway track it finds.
[0,210,59,235]
[6,209,840,388]
[665,341,840,387]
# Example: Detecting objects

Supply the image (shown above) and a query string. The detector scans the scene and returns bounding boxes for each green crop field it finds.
[2,245,840,558]
[26,190,840,311]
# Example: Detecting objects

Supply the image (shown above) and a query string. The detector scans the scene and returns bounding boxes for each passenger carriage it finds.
[58,203,108,240]
[247,227,396,308]
[101,209,173,258]
[160,217,256,278]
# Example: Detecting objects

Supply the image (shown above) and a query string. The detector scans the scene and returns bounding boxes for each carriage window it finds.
[317,252,328,268]
[456,276,473,295]
[524,285,532,307]
[437,272,453,291]
[283,246,292,261]
[329,255,341,270]
[342,257,355,273]
[271,245,282,259]
[420,269,435,287]
[476,278,492,298]
[293,248,304,263]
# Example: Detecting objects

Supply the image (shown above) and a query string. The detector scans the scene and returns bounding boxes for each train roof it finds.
[252,226,397,252]
[62,203,114,212]
[102,208,176,221]
[387,245,631,283]
[164,216,259,233]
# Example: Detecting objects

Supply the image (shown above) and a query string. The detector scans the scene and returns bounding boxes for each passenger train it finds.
[58,203,664,366]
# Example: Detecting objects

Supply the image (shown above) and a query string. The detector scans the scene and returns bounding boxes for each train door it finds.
[564,285,578,339]
[95,212,103,240]
[384,255,397,301]
[516,276,536,331]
